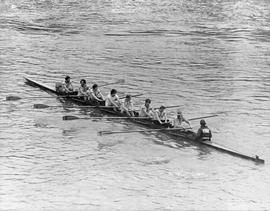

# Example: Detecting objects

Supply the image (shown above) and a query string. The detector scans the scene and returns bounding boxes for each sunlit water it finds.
[1,0,270,210]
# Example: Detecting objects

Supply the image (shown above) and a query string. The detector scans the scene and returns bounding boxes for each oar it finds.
[151,105,181,110]
[5,95,80,101]
[33,93,143,109]
[134,105,181,112]
[33,103,113,109]
[62,115,151,121]
[161,105,181,109]
[188,114,218,121]
[99,127,192,136]
[119,93,143,99]
[99,79,125,87]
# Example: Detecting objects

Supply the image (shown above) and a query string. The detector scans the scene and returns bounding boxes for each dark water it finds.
[1,0,270,210]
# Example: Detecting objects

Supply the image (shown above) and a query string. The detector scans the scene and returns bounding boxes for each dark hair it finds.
[111,89,117,95]
[92,84,98,89]
[145,98,151,103]
[160,106,165,110]
[126,95,131,99]
[80,79,86,84]
[65,75,70,80]
[200,119,206,126]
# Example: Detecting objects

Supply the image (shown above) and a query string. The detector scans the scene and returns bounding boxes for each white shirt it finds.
[139,104,153,117]
[105,94,120,107]
[154,109,167,121]
[89,88,103,101]
[121,99,134,112]
[78,85,89,96]
[173,114,190,128]
[63,81,74,92]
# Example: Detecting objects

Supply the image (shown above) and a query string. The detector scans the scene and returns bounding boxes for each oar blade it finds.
[63,115,80,121]
[98,131,111,136]
[33,104,50,109]
[6,96,22,101]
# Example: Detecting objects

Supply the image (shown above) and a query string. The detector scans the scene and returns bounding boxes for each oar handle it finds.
[153,105,181,109]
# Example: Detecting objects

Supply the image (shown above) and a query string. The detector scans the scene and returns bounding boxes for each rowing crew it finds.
[56,76,212,141]
[55,76,135,115]
[105,96,212,141]
[105,93,212,141]
[138,98,191,128]
[56,76,105,101]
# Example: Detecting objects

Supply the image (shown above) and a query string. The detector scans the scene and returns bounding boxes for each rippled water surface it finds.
[1,0,270,210]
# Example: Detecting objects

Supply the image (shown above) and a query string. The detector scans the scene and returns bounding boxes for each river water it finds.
[0,0,270,210]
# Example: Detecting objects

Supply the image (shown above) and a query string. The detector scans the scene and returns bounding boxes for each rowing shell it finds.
[24,77,265,164]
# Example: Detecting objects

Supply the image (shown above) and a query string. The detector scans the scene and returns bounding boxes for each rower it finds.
[89,84,104,102]
[105,89,121,110]
[78,79,90,99]
[153,106,171,127]
[120,95,135,116]
[195,119,212,141]
[62,75,74,93]
[139,98,153,118]
[55,75,74,93]
[173,109,191,128]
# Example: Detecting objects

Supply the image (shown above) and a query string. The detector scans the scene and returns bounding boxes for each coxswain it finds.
[173,109,191,128]
[139,99,153,118]
[62,75,74,93]
[89,84,104,102]
[105,89,121,109]
[195,119,212,141]
[121,95,135,116]
[78,79,90,99]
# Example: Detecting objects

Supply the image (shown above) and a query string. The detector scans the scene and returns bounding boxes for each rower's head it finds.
[92,84,98,90]
[200,119,206,126]
[80,79,86,86]
[159,105,165,112]
[145,98,151,107]
[125,95,131,101]
[65,75,70,83]
[177,109,182,116]
[111,89,117,97]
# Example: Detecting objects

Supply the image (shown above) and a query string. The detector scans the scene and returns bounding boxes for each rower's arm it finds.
[172,118,178,127]
[121,102,129,111]
[140,107,151,118]
[78,87,83,96]
[91,93,100,101]
[183,117,191,125]
[109,97,120,107]
[154,110,162,123]
[164,113,168,121]
[69,83,74,91]
[116,96,121,104]
[99,91,105,100]
[130,102,134,111]
[90,90,102,101]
